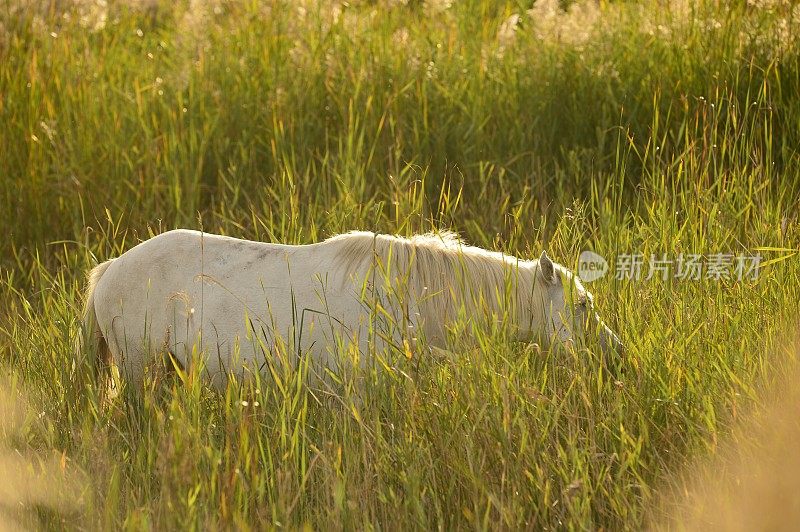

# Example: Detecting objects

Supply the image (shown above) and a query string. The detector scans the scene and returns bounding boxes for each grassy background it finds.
[1,0,800,528]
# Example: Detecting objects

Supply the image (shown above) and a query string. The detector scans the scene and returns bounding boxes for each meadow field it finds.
[1,0,800,528]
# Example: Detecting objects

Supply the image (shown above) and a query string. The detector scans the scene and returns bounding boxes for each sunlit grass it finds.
[1,0,799,528]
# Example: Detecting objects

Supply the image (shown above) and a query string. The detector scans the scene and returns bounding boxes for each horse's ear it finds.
[538,251,557,284]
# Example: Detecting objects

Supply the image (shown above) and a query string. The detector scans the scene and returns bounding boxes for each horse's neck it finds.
[415,255,540,340]
[509,265,543,341]
[328,232,544,341]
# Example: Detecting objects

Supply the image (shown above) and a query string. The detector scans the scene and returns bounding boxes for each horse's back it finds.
[90,230,367,385]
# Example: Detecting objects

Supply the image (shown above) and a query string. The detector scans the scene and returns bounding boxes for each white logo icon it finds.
[578,250,609,282]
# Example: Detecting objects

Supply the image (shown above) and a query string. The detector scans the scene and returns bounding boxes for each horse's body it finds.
[82,229,622,389]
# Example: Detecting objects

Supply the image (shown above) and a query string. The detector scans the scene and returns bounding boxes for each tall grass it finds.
[0,0,799,528]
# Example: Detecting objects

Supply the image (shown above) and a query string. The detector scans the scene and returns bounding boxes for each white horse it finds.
[81,229,623,389]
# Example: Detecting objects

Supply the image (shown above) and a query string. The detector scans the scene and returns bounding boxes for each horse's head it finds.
[535,251,624,358]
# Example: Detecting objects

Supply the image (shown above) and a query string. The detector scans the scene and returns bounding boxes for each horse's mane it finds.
[325,231,538,332]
